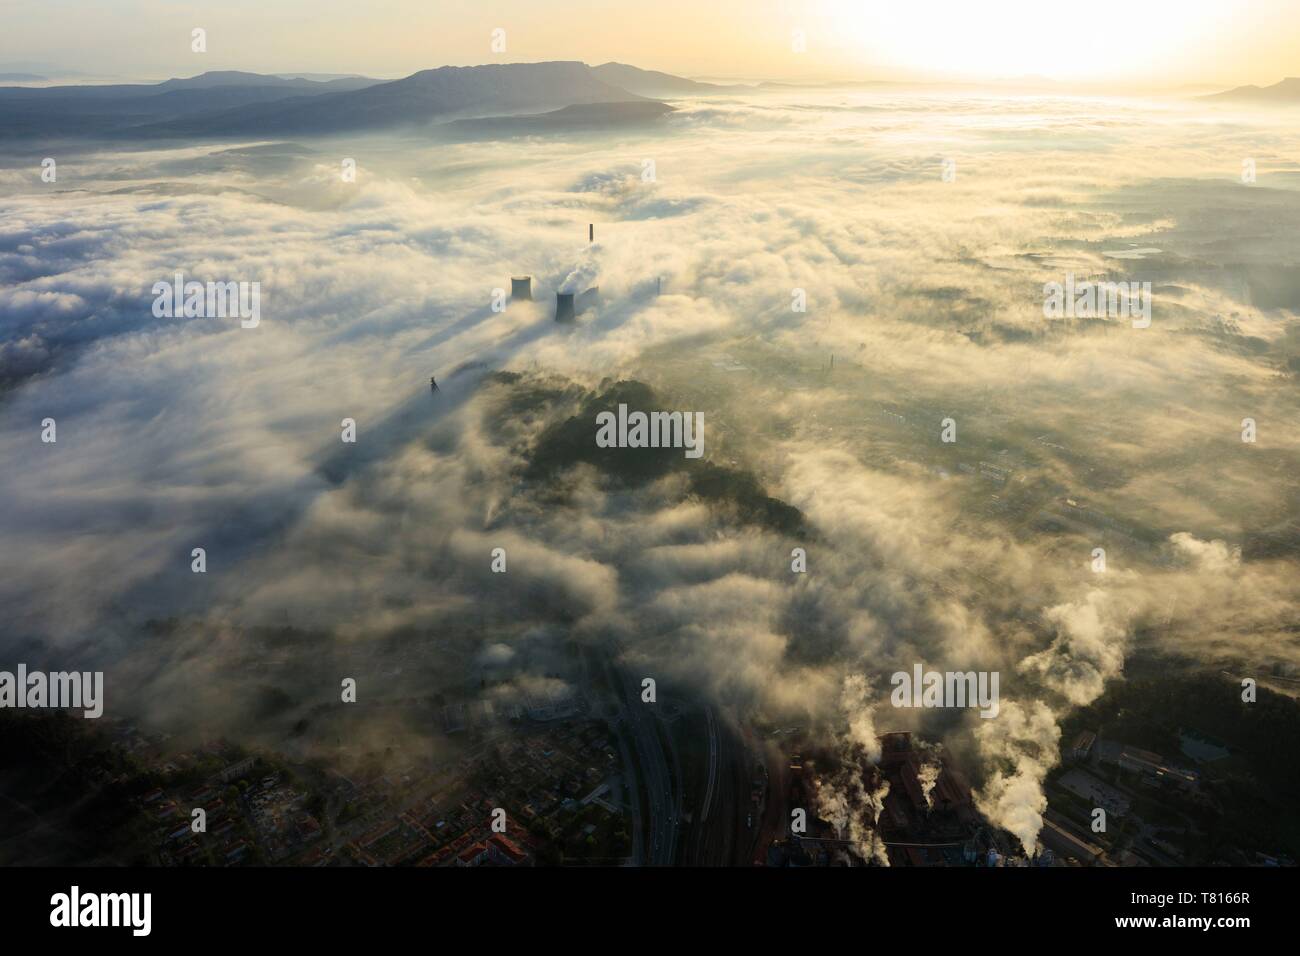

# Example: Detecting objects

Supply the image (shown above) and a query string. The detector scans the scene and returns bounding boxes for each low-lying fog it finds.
[2,88,1298,855]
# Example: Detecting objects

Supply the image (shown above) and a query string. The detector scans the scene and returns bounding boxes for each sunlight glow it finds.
[827,0,1234,81]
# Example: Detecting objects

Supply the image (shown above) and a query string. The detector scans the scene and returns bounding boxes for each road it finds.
[685,707,750,865]
[602,646,677,866]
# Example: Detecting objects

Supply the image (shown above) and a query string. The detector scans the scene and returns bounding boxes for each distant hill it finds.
[0,70,383,137]
[590,62,754,97]
[150,61,650,137]
[154,70,378,92]
[1203,77,1300,103]
[446,100,675,138]
[274,72,374,83]
[0,69,378,98]
[0,62,689,139]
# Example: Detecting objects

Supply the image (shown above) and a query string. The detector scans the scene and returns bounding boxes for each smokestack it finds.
[588,223,594,243]
[555,291,575,323]
[510,276,532,300]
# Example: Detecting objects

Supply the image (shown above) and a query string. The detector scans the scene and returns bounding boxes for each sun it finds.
[824,0,1231,82]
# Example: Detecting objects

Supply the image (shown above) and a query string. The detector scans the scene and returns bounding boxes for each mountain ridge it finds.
[590,62,755,96]
[142,61,650,137]
[0,61,733,139]
[1203,77,1300,103]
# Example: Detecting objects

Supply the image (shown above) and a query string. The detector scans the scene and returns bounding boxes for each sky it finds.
[1,0,1297,87]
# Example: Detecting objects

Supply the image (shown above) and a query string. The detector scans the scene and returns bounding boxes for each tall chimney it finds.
[555,291,575,323]
[511,275,532,300]
[588,223,594,243]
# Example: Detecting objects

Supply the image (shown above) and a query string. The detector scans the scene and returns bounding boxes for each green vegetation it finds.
[521,377,805,535]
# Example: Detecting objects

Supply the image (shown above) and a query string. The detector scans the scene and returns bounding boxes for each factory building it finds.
[554,291,575,323]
